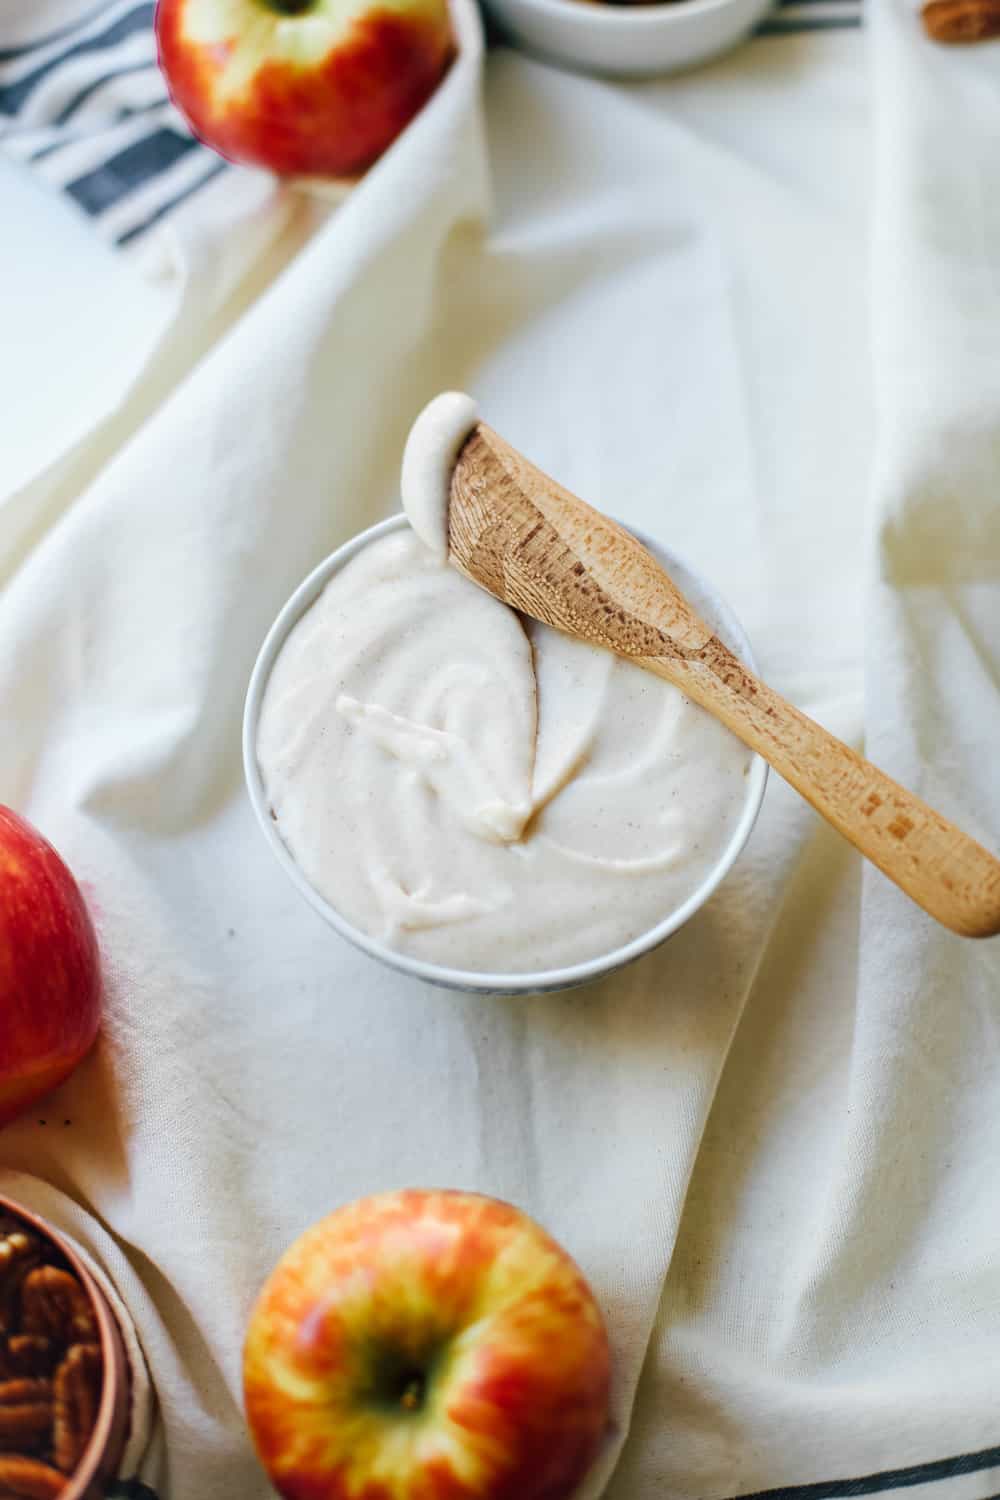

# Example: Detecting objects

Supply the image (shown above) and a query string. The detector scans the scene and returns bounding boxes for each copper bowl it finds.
[0,1194,131,1500]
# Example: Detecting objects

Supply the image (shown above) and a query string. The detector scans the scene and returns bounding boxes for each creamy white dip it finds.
[256,520,751,975]
[399,391,478,560]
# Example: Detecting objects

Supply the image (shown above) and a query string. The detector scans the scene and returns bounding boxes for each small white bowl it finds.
[485,0,774,79]
[244,515,767,996]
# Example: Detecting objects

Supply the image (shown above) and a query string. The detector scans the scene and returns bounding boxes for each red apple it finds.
[0,808,102,1128]
[244,1189,611,1500]
[156,0,456,179]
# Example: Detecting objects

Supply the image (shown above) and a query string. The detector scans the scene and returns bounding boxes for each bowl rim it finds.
[243,513,768,996]
[0,1193,130,1500]
[492,0,759,31]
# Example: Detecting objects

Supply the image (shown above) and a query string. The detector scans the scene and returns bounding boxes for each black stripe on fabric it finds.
[116,157,227,245]
[0,4,154,117]
[65,126,198,215]
[53,59,159,124]
[30,98,167,160]
[30,138,76,164]
[0,0,112,64]
[758,15,862,29]
[729,1444,1000,1500]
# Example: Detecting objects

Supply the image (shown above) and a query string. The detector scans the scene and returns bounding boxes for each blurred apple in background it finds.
[156,0,456,178]
[244,1188,611,1500]
[0,808,102,1128]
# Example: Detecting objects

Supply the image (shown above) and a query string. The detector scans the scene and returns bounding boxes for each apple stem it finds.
[260,0,314,14]
[400,1378,423,1412]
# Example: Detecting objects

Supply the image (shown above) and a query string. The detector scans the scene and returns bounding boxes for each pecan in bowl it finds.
[0,1201,129,1500]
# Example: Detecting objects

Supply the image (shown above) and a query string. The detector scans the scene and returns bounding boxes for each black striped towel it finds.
[0,0,226,247]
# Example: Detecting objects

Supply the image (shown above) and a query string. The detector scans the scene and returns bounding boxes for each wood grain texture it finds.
[449,422,1000,939]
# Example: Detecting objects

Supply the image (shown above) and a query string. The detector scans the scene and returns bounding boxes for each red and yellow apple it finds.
[0,807,102,1128]
[244,1189,611,1499]
[156,0,456,179]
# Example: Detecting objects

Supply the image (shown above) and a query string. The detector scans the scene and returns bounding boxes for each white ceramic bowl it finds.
[244,514,767,996]
[485,0,774,78]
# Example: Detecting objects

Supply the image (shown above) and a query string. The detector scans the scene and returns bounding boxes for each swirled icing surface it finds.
[257,527,751,975]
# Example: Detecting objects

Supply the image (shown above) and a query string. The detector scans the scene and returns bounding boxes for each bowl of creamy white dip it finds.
[244,509,767,995]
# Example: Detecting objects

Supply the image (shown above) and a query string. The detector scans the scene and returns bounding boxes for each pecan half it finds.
[921,0,1000,39]
[0,1456,66,1498]
[0,1381,52,1453]
[0,1222,103,1484]
[52,1347,100,1475]
[19,1273,96,1348]
[0,1240,42,1338]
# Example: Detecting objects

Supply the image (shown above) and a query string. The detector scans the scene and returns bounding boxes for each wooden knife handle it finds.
[450,420,1000,938]
[651,637,1000,939]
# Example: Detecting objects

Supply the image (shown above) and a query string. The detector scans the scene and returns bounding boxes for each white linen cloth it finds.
[2,1,999,1496]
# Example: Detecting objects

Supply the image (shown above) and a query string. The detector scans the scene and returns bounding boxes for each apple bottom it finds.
[244,1189,611,1500]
